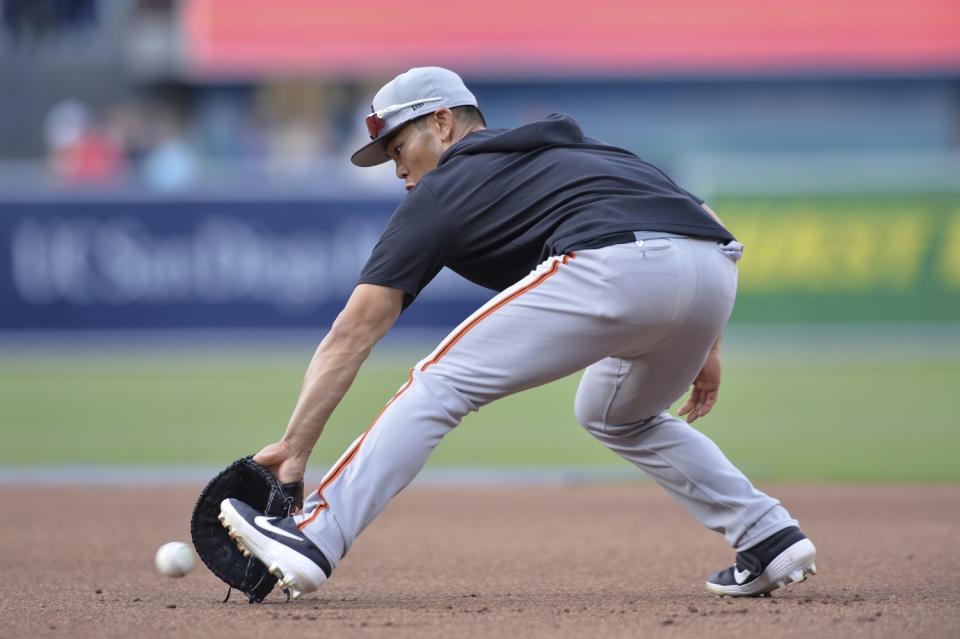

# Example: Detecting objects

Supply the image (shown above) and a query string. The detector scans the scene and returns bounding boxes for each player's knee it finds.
[573,392,604,433]
[575,392,666,437]
[410,368,478,423]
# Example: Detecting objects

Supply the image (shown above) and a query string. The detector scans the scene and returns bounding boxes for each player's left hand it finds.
[253,440,310,484]
[678,349,721,424]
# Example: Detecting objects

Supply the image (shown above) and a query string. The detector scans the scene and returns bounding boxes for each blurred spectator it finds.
[140,105,199,192]
[44,100,125,186]
[254,80,334,179]
[193,91,266,163]
[104,99,153,169]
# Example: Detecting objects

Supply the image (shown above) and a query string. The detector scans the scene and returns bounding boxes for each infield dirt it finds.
[1,483,957,638]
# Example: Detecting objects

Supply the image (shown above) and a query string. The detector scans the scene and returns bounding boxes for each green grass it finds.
[1,347,956,481]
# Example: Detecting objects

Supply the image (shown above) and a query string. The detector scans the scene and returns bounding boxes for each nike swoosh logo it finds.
[254,516,304,542]
[733,566,753,585]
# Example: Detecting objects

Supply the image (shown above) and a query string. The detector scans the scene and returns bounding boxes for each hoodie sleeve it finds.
[357,183,452,309]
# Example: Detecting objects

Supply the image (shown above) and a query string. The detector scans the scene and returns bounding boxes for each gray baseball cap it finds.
[351,67,478,168]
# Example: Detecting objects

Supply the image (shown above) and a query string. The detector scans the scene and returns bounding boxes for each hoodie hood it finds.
[439,113,585,167]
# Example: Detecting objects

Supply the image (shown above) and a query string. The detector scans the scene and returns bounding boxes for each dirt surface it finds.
[1,483,958,638]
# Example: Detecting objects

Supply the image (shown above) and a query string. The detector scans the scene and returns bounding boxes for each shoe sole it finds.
[705,539,817,597]
[218,500,328,600]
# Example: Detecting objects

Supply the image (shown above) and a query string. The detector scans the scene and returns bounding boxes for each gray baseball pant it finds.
[295,237,797,568]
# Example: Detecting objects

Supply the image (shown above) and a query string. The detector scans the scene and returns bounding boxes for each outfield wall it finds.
[1,193,957,331]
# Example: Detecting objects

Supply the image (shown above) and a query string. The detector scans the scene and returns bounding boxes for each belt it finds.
[598,230,691,246]
[630,231,744,263]
[632,231,693,241]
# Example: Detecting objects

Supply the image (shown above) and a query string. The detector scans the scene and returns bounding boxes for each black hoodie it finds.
[358,113,735,306]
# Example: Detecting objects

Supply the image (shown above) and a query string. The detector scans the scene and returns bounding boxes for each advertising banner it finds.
[719,193,960,322]
[0,199,491,331]
[1,193,957,332]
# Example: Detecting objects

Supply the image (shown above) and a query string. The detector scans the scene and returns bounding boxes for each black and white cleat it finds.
[706,526,817,597]
[218,498,332,600]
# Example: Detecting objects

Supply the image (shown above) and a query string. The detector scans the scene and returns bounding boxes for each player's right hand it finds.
[253,440,310,484]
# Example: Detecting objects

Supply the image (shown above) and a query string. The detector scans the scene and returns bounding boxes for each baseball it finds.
[154,541,197,578]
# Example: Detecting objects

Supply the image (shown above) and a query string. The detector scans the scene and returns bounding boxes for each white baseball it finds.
[154,541,197,578]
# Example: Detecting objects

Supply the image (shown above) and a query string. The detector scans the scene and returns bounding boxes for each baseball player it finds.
[219,67,817,599]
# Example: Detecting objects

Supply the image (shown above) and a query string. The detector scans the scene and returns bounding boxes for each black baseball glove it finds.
[190,456,304,603]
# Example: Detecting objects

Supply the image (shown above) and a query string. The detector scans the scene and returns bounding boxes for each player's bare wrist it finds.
[278,437,314,460]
